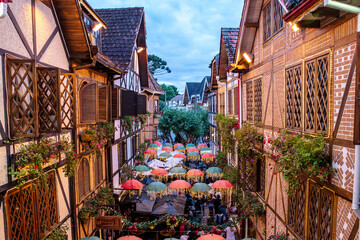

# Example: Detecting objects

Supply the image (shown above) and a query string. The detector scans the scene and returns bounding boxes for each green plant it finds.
[139,142,147,154]
[122,116,136,134]
[214,114,238,154]
[120,164,135,183]
[269,233,294,240]
[215,151,227,169]
[235,123,263,159]
[59,137,77,178]
[45,224,69,240]
[135,154,145,165]
[269,129,334,195]
[237,192,266,218]
[222,165,238,185]
[138,114,148,127]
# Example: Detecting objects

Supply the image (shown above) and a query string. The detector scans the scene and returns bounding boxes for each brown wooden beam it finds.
[354,32,360,145]
[37,27,59,61]
[348,218,359,240]
[245,22,259,28]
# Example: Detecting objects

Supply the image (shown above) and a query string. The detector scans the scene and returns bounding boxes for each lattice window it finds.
[254,79,262,123]
[80,83,97,123]
[7,59,37,137]
[37,68,60,133]
[263,3,272,42]
[274,0,284,34]
[6,171,58,240]
[234,87,239,115]
[228,90,232,114]
[305,55,329,134]
[78,158,90,200]
[286,65,302,129]
[111,87,120,120]
[288,181,306,238]
[94,156,103,186]
[60,74,76,128]
[258,156,266,198]
[246,81,253,122]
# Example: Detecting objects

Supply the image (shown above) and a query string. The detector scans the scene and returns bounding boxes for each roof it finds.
[170,94,184,102]
[96,8,144,71]
[221,28,240,64]
[144,73,165,95]
[185,82,202,98]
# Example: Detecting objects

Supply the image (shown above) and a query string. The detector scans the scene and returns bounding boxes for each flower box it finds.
[80,133,92,142]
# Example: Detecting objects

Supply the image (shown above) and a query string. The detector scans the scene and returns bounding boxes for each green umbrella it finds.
[200,147,211,151]
[186,143,195,147]
[135,165,150,172]
[192,183,211,192]
[159,152,172,158]
[188,151,199,157]
[80,237,102,240]
[175,146,186,150]
[164,143,173,147]
[164,238,180,240]
[149,144,159,148]
[146,182,168,192]
[169,167,187,174]
[206,167,222,174]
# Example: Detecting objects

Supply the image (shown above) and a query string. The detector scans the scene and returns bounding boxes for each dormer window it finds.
[83,14,101,49]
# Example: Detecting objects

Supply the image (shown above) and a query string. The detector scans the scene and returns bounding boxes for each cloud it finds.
[88,0,243,93]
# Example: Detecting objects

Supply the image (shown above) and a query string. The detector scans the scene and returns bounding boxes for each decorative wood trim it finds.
[348,218,359,240]
[262,76,272,126]
[7,8,34,58]
[37,27,59,61]
[32,0,37,57]
[55,169,71,213]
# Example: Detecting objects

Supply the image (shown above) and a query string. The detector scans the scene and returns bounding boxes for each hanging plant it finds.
[236,192,266,218]
[269,129,334,195]
[138,114,148,127]
[214,114,238,154]
[119,165,135,183]
[45,224,69,240]
[122,116,135,134]
[215,151,227,169]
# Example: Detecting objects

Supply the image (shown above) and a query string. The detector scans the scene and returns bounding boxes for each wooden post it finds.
[354,31,360,145]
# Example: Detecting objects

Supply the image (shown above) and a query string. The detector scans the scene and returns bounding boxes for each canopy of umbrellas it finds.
[120,142,233,201]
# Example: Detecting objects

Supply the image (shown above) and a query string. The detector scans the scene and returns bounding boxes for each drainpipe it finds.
[147,92,155,140]
[324,0,360,218]
[216,75,227,115]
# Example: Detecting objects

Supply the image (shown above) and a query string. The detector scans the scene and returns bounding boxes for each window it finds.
[60,74,76,128]
[286,65,302,129]
[288,181,335,240]
[83,14,101,48]
[263,0,284,42]
[220,93,225,114]
[154,99,159,112]
[228,90,232,115]
[154,126,158,139]
[234,87,239,115]
[119,141,127,168]
[246,79,262,123]
[78,158,90,200]
[305,55,329,134]
[94,156,103,186]
[80,83,109,123]
[6,171,58,240]
[6,59,65,137]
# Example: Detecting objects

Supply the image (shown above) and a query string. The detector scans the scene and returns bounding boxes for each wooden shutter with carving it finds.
[80,83,97,123]
[111,88,120,120]
[121,90,136,116]
[137,94,147,115]
[98,85,108,122]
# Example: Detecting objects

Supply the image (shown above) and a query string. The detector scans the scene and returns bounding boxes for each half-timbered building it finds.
[96,8,149,196]
[183,76,211,109]
[230,0,360,239]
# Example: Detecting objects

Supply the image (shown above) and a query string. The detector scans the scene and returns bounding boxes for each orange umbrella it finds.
[197,143,207,149]
[187,147,199,152]
[174,143,184,148]
[197,234,225,240]
[173,153,186,158]
[117,236,143,240]
[153,141,162,146]
[151,168,169,175]
[162,147,173,152]
[187,169,204,182]
[212,180,233,189]
[169,180,191,189]
[144,150,156,155]
[121,180,144,189]
[202,153,214,158]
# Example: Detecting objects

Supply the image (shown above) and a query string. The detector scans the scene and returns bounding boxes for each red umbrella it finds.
[144,149,157,155]
[202,153,214,158]
[197,234,225,240]
[187,169,204,176]
[197,143,207,148]
[187,147,199,152]
[162,147,173,152]
[121,180,144,190]
[173,153,187,158]
[151,168,169,175]
[153,141,162,146]
[174,143,184,148]
[169,180,191,189]
[117,236,143,240]
[212,180,233,189]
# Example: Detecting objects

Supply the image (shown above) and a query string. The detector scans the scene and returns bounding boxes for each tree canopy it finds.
[148,54,171,77]
[159,84,179,102]
[158,108,209,144]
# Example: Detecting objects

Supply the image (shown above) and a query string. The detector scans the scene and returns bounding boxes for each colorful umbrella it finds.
[187,151,200,161]
[200,147,211,155]
[186,143,196,148]
[196,234,225,240]
[162,147,173,152]
[169,180,191,194]
[175,146,186,152]
[117,236,143,240]
[187,147,199,152]
[81,237,103,240]
[164,238,180,240]
[202,153,215,164]
[153,141,162,146]
[169,167,187,175]
[134,165,150,172]
[146,182,168,199]
[173,153,187,159]
[191,182,211,198]
[148,144,159,150]
[144,149,157,158]
[121,180,144,196]
[205,167,223,177]
[212,180,234,197]
[164,143,173,147]
[174,143,184,148]
[151,168,169,181]
[186,169,204,182]
[197,143,207,149]
[159,152,172,160]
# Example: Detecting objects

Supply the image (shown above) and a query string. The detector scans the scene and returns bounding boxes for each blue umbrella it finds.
[80,237,102,240]
[140,177,154,185]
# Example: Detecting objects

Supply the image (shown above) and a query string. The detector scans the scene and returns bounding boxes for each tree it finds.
[148,54,171,77]
[159,84,179,103]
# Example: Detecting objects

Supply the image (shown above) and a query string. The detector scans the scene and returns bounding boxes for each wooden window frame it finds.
[5,171,58,240]
[228,90,232,115]
[94,156,103,187]
[304,54,329,134]
[263,0,284,43]
[78,157,91,200]
[246,79,262,123]
[234,87,239,115]
[286,65,302,130]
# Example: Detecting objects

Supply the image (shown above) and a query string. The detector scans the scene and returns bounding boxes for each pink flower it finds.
[34,166,39,169]
[50,155,55,158]
[83,130,86,133]
[96,138,99,140]
[283,136,286,139]
[250,159,254,162]
[82,143,85,145]
[276,235,280,238]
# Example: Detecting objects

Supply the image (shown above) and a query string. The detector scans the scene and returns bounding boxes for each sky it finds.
[88,0,244,94]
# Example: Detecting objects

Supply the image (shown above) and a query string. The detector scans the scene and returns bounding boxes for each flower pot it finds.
[80,133,92,142]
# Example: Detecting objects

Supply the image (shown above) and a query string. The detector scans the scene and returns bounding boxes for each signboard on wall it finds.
[95,216,122,230]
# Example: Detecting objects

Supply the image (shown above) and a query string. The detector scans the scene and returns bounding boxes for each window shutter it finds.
[80,83,97,123]
[84,159,90,194]
[234,87,239,115]
[98,85,108,122]
[37,67,60,133]
[137,94,147,114]
[121,90,136,116]
[111,87,120,120]
[78,159,85,198]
